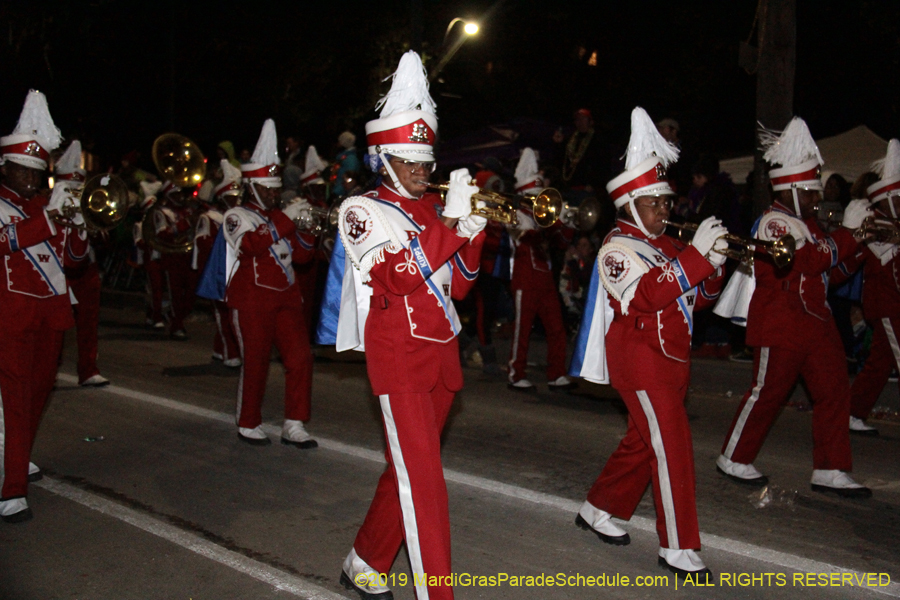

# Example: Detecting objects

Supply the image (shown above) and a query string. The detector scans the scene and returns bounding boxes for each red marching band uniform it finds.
[717,117,872,498]
[336,51,485,600]
[571,107,725,580]
[153,181,197,339]
[0,91,89,522]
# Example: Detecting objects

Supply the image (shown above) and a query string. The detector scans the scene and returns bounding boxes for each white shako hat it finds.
[606,107,679,238]
[1,90,62,171]
[139,180,162,211]
[159,180,181,199]
[515,148,543,195]
[300,145,327,185]
[365,51,438,175]
[55,140,86,182]
[242,119,282,188]
[867,138,900,205]
[761,117,824,192]
[214,159,242,199]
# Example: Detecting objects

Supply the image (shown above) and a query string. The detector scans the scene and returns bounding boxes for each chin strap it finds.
[628,197,658,238]
[247,183,267,210]
[889,196,898,219]
[791,187,802,217]
[380,152,416,199]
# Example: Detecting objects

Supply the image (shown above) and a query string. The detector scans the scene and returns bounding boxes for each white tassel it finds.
[358,242,402,283]
[220,159,241,186]
[760,117,823,167]
[251,119,280,166]
[56,140,82,173]
[515,148,540,185]
[624,107,679,171]
[14,90,61,151]
[305,145,327,173]
[871,138,900,179]
[375,51,437,117]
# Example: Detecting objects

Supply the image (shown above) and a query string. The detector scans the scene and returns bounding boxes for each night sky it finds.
[1,0,897,172]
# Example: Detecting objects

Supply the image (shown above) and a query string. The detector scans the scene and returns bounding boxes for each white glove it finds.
[457,202,488,239]
[559,206,577,227]
[48,183,74,213]
[691,216,727,257]
[282,198,311,222]
[842,199,873,230]
[443,168,478,219]
[515,209,537,232]
[707,236,728,267]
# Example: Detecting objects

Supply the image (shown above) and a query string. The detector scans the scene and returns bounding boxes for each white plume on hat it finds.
[760,117,823,168]
[56,140,84,175]
[13,90,62,153]
[872,138,900,179]
[251,119,280,167]
[515,147,542,193]
[214,158,242,198]
[624,107,679,171]
[376,51,437,118]
[302,145,327,180]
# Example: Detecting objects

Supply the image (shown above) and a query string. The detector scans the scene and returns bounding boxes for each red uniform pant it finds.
[722,324,852,471]
[145,259,165,323]
[585,385,700,550]
[507,285,567,383]
[850,317,900,420]
[353,379,455,600]
[232,303,312,428]
[213,300,240,361]
[162,254,196,333]
[68,263,102,383]
[0,327,65,499]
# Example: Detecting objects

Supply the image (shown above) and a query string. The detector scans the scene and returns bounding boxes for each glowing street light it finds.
[430,18,480,82]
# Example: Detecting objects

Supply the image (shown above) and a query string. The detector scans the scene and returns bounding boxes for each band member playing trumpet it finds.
[223,119,317,448]
[718,117,873,498]
[153,181,197,340]
[0,91,89,522]
[832,139,900,436]
[507,147,576,392]
[336,51,485,600]
[570,107,725,581]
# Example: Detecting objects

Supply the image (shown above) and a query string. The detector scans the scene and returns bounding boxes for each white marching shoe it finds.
[849,416,878,436]
[575,501,630,545]
[80,374,110,387]
[0,497,32,523]
[547,375,577,391]
[507,378,535,391]
[223,357,242,368]
[237,425,271,446]
[716,454,768,486]
[340,548,393,600]
[281,420,318,449]
[27,462,42,482]
[811,469,872,499]
[658,548,713,582]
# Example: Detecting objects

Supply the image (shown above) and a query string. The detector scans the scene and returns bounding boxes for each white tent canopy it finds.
[720,125,888,185]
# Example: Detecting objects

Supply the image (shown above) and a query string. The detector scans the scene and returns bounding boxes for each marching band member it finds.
[717,118,873,498]
[294,145,329,337]
[570,107,726,580]
[134,180,164,328]
[507,147,575,391]
[0,91,89,522]
[223,119,317,448]
[832,139,900,436]
[56,140,109,387]
[336,51,485,600]
[195,159,241,367]
[153,181,197,340]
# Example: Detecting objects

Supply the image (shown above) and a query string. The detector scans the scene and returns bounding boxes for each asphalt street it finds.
[1,292,897,600]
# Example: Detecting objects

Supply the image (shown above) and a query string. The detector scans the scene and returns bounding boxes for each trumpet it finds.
[284,199,339,236]
[426,183,563,228]
[52,173,131,232]
[662,219,796,268]
[855,216,900,244]
[562,196,602,232]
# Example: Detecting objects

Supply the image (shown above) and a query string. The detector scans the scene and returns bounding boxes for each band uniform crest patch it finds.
[344,206,371,244]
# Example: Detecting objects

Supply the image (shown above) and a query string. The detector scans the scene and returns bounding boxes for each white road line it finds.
[54,374,900,597]
[33,477,349,600]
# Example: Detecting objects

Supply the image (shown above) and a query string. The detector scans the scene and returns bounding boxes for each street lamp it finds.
[429,18,479,82]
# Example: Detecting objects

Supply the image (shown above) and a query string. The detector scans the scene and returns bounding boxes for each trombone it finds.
[426,182,564,228]
[51,173,131,232]
[662,219,796,268]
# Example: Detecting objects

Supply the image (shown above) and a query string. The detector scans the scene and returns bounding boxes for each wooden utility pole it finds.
[752,0,796,217]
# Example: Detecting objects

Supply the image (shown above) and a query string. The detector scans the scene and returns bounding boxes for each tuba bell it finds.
[51,173,132,232]
[143,133,207,254]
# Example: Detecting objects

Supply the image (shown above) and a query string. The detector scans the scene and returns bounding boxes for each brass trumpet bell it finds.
[855,216,900,244]
[53,173,131,232]
[663,219,796,268]
[564,196,602,231]
[427,183,564,228]
[284,198,339,236]
[152,133,207,188]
